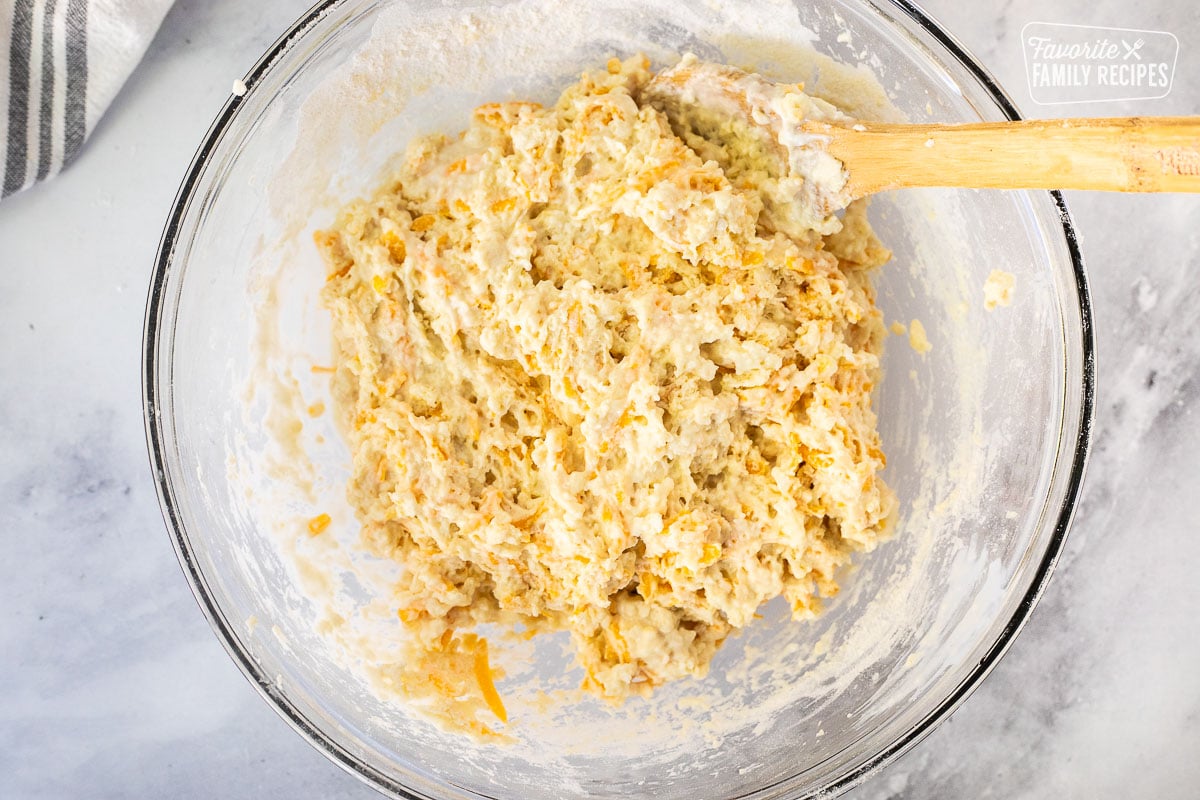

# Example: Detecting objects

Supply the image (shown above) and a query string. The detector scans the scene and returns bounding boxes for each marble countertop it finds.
[2,0,1197,797]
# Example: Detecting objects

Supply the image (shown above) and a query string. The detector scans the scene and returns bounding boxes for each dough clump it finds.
[316,55,895,726]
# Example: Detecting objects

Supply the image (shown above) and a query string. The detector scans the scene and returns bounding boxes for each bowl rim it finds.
[141,1,1095,797]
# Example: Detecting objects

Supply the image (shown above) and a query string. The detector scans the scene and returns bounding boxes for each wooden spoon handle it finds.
[810,117,1200,197]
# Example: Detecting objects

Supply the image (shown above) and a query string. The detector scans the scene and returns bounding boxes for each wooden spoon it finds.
[811,117,1200,198]
[644,55,1200,229]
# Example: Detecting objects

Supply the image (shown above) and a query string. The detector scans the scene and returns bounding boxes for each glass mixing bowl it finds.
[143,1,1093,797]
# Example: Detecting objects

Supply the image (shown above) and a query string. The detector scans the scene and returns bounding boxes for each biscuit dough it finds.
[984,269,1015,310]
[316,56,895,726]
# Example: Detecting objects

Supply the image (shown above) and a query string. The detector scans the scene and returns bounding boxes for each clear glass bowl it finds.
[143,1,1093,798]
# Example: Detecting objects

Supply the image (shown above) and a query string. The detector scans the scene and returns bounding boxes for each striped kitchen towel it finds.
[1,0,174,200]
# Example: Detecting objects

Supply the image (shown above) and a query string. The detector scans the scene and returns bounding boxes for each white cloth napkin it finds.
[1,0,173,199]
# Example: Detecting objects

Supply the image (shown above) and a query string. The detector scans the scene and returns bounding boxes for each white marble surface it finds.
[1,0,1197,797]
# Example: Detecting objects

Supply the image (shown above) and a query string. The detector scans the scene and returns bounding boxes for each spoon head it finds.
[643,54,853,237]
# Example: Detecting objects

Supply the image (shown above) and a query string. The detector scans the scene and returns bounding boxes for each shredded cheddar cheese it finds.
[473,638,508,723]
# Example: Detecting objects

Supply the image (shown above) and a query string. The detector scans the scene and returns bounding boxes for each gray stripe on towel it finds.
[3,0,36,196]
[36,0,61,181]
[63,0,87,167]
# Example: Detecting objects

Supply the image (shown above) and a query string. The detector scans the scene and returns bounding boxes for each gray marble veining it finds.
[1,1,1197,797]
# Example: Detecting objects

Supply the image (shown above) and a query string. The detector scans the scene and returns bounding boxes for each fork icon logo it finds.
[1122,38,1145,60]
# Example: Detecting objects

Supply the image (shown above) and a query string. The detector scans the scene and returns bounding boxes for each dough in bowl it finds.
[315,55,895,733]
